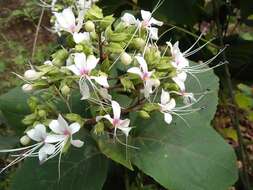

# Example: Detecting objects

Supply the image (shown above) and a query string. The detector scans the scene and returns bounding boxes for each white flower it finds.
[0,124,55,173]
[158,89,176,124]
[96,101,132,137]
[45,115,84,149]
[67,53,109,101]
[54,7,85,41]
[140,10,163,40]
[22,84,33,93]
[121,10,163,40]
[167,41,226,91]
[77,0,99,10]
[73,32,90,44]
[158,89,202,125]
[27,124,56,162]
[127,56,159,99]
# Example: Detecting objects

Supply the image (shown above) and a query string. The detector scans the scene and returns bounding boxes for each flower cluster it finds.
[1,0,224,173]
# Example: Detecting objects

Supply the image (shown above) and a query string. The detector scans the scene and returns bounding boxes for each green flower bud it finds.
[20,135,31,146]
[85,21,95,32]
[120,52,132,65]
[138,110,150,119]
[94,122,104,135]
[75,44,84,52]
[38,110,47,118]
[134,38,145,49]
[61,85,71,96]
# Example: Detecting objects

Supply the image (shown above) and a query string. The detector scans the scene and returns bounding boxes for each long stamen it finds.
[184,38,215,57]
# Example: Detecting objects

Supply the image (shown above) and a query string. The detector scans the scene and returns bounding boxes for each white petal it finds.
[86,55,99,71]
[149,27,159,40]
[54,8,76,31]
[117,126,132,137]
[49,120,62,134]
[96,114,113,124]
[45,134,66,143]
[71,139,84,148]
[149,17,163,26]
[67,65,80,76]
[165,98,176,110]
[90,76,109,88]
[38,148,48,163]
[41,144,56,155]
[74,53,86,71]
[141,10,152,21]
[161,89,171,105]
[80,79,90,100]
[135,56,148,72]
[164,113,173,124]
[112,101,121,119]
[119,119,130,128]
[127,67,142,77]
[69,123,81,135]
[121,13,137,25]
[172,77,186,92]
[57,114,69,131]
[73,32,90,43]
[26,124,46,142]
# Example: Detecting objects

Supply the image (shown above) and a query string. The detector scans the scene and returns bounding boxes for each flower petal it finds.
[117,126,132,137]
[67,65,80,76]
[135,56,148,72]
[149,17,163,26]
[69,122,81,135]
[54,8,75,31]
[112,101,121,119]
[127,67,142,77]
[71,139,84,148]
[73,32,90,44]
[79,79,91,100]
[26,124,47,142]
[164,113,173,124]
[161,89,170,105]
[45,134,66,143]
[121,13,137,25]
[91,76,109,88]
[96,114,113,124]
[141,10,152,21]
[149,27,159,40]
[74,52,86,71]
[86,55,99,71]
[172,76,186,92]
[165,98,176,110]
[41,143,56,155]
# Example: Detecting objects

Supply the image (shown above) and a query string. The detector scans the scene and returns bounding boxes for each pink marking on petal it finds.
[113,118,120,127]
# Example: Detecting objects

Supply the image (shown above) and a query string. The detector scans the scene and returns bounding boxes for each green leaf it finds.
[10,131,108,190]
[93,66,238,190]
[0,87,30,134]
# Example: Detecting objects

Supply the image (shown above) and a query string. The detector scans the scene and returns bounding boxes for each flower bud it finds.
[134,38,145,49]
[85,21,95,32]
[38,110,47,118]
[24,69,40,81]
[61,85,70,96]
[20,135,31,146]
[22,84,33,93]
[138,110,150,119]
[120,52,132,65]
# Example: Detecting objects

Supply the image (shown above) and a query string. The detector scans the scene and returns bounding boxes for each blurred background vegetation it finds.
[0,0,253,189]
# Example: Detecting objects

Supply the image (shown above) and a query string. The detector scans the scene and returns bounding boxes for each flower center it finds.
[80,68,89,76]
[142,20,150,28]
[113,118,120,126]
[142,72,149,81]
[63,130,71,136]
[69,25,76,33]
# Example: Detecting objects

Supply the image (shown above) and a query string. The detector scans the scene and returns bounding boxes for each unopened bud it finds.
[38,110,47,117]
[22,84,33,93]
[24,69,40,81]
[85,21,95,32]
[134,38,145,49]
[120,52,132,65]
[61,85,70,96]
[138,110,150,119]
[20,135,31,146]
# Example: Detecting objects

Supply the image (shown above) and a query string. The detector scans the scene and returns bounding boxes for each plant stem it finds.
[32,7,45,63]
[213,1,251,189]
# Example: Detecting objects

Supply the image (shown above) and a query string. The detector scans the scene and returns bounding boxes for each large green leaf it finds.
[10,131,108,190]
[0,87,30,133]
[93,67,238,190]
